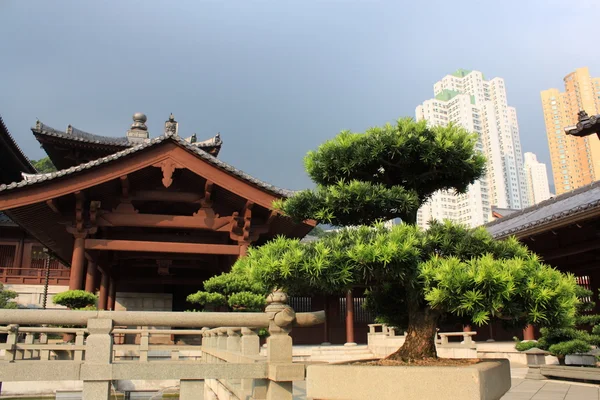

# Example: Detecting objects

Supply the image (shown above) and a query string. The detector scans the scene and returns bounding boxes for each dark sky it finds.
[1,0,599,190]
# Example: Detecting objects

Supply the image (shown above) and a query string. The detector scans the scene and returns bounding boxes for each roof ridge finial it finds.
[127,112,149,144]
[164,113,178,137]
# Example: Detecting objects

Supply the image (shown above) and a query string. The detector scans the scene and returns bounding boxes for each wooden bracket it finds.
[201,181,214,207]
[153,159,183,188]
[46,199,61,214]
[75,191,85,232]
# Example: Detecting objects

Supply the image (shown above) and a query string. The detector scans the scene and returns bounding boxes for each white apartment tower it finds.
[523,152,551,205]
[416,69,528,228]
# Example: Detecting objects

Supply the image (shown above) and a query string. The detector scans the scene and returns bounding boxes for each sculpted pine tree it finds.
[205,118,579,361]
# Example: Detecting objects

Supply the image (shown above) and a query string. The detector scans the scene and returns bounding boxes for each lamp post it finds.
[565,110,600,139]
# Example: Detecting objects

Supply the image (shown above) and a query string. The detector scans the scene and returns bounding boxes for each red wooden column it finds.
[523,325,535,341]
[107,277,116,311]
[345,289,356,345]
[98,272,109,310]
[84,260,98,293]
[68,235,86,290]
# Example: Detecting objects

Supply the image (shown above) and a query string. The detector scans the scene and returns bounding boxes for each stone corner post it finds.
[82,318,113,400]
[265,290,296,400]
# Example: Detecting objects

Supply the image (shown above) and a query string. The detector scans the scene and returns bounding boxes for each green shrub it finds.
[548,339,591,364]
[228,291,266,311]
[186,292,226,308]
[0,283,18,309]
[515,340,540,352]
[53,290,97,309]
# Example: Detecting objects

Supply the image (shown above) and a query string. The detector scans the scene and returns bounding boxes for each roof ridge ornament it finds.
[164,113,178,137]
[127,112,149,144]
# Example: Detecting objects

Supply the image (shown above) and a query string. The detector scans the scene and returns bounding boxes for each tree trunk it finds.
[387,306,438,361]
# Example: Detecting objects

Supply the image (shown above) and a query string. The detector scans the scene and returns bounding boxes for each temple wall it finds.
[3,283,68,309]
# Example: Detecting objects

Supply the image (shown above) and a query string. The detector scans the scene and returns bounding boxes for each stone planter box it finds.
[306,359,510,400]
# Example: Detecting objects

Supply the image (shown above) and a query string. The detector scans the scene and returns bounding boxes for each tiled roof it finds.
[0,134,294,198]
[486,181,600,238]
[491,206,520,218]
[34,122,131,147]
[0,115,36,173]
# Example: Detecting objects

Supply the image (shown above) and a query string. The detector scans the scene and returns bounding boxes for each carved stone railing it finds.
[0,290,324,400]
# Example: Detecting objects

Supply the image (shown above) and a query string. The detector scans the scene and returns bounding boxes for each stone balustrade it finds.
[0,290,324,400]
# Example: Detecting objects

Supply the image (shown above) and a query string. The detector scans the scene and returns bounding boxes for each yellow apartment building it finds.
[541,67,600,195]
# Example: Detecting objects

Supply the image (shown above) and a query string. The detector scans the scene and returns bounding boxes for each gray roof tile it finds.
[486,181,600,238]
[0,135,294,198]
[34,122,130,146]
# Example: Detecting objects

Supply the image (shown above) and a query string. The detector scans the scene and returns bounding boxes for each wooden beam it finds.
[117,278,212,285]
[131,190,202,203]
[543,239,600,261]
[85,239,240,255]
[97,212,233,231]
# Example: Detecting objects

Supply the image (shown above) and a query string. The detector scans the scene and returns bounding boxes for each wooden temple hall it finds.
[0,113,326,324]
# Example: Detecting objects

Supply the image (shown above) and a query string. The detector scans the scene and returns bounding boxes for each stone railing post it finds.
[5,324,18,362]
[265,290,295,400]
[39,332,50,360]
[82,318,113,400]
[24,332,35,359]
[226,328,241,353]
[217,329,227,351]
[139,326,149,362]
[75,329,85,361]
[240,328,262,398]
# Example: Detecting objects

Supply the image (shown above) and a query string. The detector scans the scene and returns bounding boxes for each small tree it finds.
[218,118,578,360]
[516,287,600,364]
[53,290,97,310]
[0,283,18,309]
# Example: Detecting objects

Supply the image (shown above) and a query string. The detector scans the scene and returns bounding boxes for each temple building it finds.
[0,113,373,344]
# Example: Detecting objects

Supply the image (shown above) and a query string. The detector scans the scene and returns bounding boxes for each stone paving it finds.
[502,378,599,400]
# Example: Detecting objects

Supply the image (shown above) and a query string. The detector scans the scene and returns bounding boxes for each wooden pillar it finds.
[84,261,98,293]
[345,289,356,345]
[322,295,330,345]
[98,272,109,310]
[523,325,535,341]
[107,277,116,311]
[68,236,86,291]
[238,242,249,258]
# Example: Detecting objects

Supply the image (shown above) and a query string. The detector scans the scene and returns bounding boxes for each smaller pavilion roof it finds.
[486,181,600,239]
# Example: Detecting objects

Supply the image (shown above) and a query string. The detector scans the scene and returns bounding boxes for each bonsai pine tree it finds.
[206,118,579,360]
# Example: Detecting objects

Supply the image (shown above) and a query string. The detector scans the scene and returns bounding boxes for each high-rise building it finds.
[523,152,551,205]
[416,69,528,228]
[541,67,600,195]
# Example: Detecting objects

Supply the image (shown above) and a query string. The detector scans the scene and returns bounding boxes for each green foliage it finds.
[228,291,266,311]
[30,157,57,173]
[514,340,540,352]
[0,283,18,309]
[186,292,227,308]
[52,290,97,310]
[279,118,486,226]
[191,116,579,359]
[548,340,591,359]
[420,254,578,327]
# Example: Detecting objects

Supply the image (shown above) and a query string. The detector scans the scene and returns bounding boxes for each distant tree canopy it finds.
[30,157,57,173]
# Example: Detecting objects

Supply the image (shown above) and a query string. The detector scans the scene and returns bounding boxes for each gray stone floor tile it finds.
[564,385,600,400]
